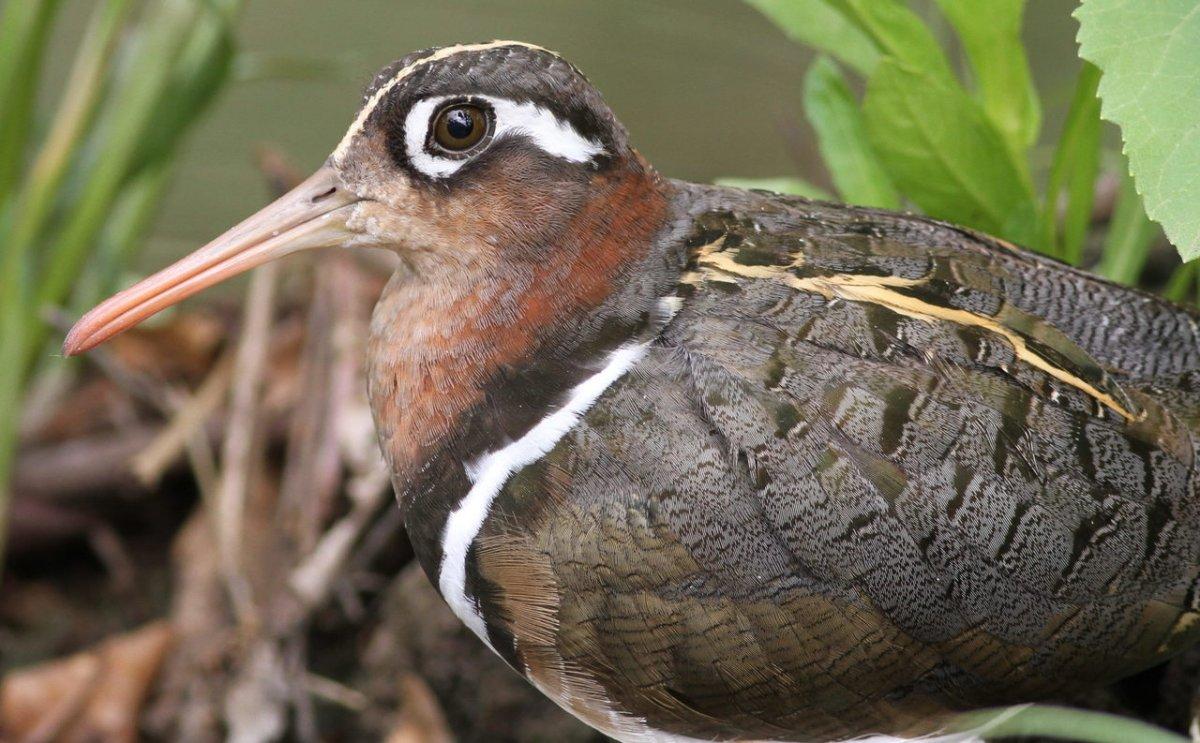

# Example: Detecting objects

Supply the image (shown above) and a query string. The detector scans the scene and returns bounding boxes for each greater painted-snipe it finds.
[66,42,1200,743]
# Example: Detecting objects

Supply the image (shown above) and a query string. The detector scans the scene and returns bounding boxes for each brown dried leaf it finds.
[0,621,174,743]
[107,312,225,382]
[385,674,454,743]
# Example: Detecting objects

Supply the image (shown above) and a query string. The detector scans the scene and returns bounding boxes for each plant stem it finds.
[1096,168,1159,285]
[1038,62,1102,261]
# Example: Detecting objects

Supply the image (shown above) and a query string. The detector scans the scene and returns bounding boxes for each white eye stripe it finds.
[403,95,604,179]
[332,41,552,163]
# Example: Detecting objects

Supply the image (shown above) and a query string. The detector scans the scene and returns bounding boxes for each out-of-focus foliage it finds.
[0,0,244,570]
[733,0,1163,275]
[803,56,897,209]
[862,55,1036,239]
[715,176,830,201]
[1076,0,1200,262]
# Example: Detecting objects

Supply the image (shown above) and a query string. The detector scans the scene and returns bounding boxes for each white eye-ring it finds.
[403,94,604,179]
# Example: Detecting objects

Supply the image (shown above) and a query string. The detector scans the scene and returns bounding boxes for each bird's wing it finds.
[473,193,1200,739]
[657,195,1200,676]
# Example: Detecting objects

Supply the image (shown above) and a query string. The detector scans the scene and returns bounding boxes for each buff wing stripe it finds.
[694,238,1141,423]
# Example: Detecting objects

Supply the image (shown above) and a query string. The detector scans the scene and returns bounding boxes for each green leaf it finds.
[716,176,832,201]
[803,56,898,209]
[0,0,64,569]
[1039,62,1102,263]
[952,705,1188,743]
[863,59,1036,243]
[7,0,135,281]
[932,0,1040,153]
[130,6,237,174]
[825,0,957,84]
[33,0,199,339]
[744,0,879,76]
[1077,0,1200,261]
[1164,261,1197,304]
[1096,167,1159,285]
[0,0,62,203]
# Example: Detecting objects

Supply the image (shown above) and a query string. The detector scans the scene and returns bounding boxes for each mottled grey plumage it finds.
[435,185,1200,741]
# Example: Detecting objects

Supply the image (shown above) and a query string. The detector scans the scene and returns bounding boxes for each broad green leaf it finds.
[803,56,898,208]
[1096,168,1159,285]
[932,0,1040,153]
[863,59,1036,243]
[716,176,832,201]
[1039,62,1102,263]
[744,0,879,76]
[825,0,957,85]
[1077,0,1200,261]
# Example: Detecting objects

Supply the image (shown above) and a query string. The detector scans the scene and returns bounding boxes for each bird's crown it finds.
[332,41,631,185]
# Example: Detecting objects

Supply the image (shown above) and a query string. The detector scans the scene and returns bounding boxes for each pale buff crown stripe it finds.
[331,40,553,163]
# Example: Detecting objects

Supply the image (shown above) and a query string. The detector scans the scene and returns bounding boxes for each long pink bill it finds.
[63,165,360,356]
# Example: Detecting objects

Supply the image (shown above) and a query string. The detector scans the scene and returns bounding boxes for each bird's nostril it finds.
[311,186,337,203]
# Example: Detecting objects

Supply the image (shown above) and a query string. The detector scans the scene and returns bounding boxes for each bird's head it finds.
[64,41,667,355]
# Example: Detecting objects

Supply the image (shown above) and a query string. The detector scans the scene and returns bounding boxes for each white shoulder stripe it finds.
[332,40,552,163]
[438,341,649,645]
[404,95,604,179]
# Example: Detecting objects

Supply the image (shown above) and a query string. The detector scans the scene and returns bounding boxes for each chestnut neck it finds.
[365,160,675,506]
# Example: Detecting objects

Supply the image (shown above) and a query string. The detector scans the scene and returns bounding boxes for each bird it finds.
[65,41,1200,743]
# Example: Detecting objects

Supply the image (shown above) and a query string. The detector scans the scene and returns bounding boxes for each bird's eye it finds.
[432,103,489,152]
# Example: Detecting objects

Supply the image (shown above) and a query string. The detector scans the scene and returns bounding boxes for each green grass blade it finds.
[0,202,24,572]
[0,0,63,573]
[0,0,62,204]
[932,0,1041,154]
[1038,62,1102,262]
[743,0,880,77]
[72,158,174,314]
[803,56,898,208]
[130,5,237,175]
[2,0,247,574]
[7,0,135,280]
[1096,168,1159,284]
[29,0,199,365]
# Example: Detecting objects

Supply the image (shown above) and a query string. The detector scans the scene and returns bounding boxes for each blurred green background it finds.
[43,0,1080,268]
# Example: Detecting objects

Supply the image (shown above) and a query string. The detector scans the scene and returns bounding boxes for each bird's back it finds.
[467,183,1200,742]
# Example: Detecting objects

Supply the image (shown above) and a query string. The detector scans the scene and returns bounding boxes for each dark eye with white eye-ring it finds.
[431,103,489,153]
